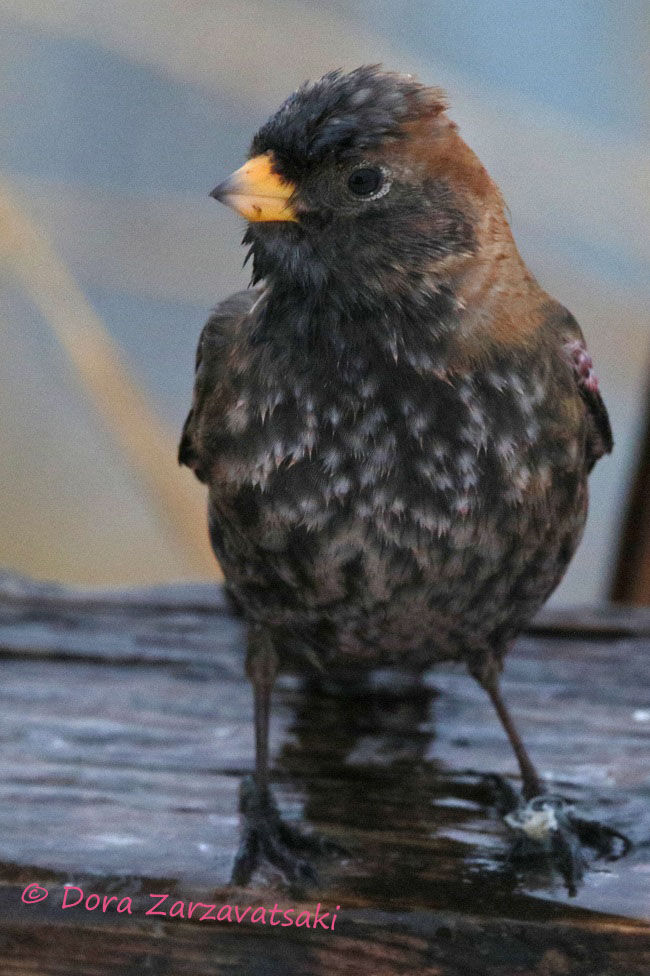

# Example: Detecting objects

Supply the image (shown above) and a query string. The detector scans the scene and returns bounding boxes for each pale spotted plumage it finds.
[179,287,606,677]
[177,67,613,672]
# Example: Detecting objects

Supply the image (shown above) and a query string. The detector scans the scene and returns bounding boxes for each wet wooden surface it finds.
[0,573,648,975]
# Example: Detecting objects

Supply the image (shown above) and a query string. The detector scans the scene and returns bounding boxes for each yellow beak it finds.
[210,152,298,222]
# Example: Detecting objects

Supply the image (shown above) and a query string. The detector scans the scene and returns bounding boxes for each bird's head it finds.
[212,66,507,328]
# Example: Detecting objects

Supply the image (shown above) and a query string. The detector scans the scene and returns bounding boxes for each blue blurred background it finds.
[0,0,648,602]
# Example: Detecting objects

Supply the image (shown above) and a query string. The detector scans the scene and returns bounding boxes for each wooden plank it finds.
[0,578,648,974]
[0,882,648,976]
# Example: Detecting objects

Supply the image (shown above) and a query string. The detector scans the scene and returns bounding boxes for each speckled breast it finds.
[207,351,588,667]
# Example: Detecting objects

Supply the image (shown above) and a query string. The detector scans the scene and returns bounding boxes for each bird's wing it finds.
[559,312,613,470]
[178,286,263,482]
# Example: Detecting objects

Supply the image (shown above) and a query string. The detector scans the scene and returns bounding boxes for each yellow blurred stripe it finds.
[0,175,221,579]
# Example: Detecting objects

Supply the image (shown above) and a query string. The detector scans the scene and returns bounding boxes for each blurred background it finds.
[0,0,648,603]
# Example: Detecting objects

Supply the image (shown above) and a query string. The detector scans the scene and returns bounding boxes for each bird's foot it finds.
[502,791,630,896]
[231,775,338,890]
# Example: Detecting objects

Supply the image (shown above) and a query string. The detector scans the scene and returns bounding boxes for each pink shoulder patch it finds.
[564,339,600,393]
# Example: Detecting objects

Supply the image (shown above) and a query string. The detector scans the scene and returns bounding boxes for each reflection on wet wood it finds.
[0,575,648,975]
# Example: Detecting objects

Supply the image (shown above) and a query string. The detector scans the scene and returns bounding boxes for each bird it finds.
[179,65,626,891]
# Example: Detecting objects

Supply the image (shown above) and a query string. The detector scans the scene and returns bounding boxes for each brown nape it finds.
[398,112,550,359]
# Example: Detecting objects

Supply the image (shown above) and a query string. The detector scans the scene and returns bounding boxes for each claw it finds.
[504,794,576,847]
[503,793,631,896]
[567,814,631,860]
[231,776,336,888]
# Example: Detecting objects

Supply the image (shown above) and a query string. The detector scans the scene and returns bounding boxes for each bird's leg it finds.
[473,659,630,894]
[482,670,542,800]
[230,627,327,888]
[250,627,277,798]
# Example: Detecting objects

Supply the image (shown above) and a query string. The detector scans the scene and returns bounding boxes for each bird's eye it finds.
[347,166,385,197]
